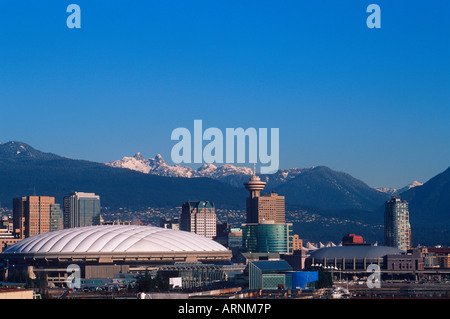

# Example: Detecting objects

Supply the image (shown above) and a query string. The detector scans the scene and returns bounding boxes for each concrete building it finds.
[0,288,34,299]
[160,217,179,230]
[13,196,56,238]
[63,192,100,229]
[385,249,425,271]
[180,201,216,239]
[244,175,285,224]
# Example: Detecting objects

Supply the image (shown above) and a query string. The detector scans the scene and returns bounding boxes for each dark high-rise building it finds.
[63,192,101,229]
[180,201,216,239]
[49,203,62,232]
[384,196,411,251]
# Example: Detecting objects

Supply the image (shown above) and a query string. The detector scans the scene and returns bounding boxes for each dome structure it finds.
[4,225,228,254]
[1,225,231,265]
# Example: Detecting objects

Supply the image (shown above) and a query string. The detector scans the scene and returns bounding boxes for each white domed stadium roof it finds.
[4,225,228,254]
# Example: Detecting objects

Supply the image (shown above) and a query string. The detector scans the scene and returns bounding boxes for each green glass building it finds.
[63,192,101,229]
[242,221,293,254]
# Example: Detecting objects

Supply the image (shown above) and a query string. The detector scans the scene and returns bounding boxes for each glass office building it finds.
[63,192,101,229]
[49,203,62,232]
[384,196,411,251]
[242,221,293,254]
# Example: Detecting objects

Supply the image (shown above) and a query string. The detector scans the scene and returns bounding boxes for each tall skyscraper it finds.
[242,173,291,253]
[244,175,285,223]
[384,196,411,251]
[49,203,62,232]
[63,192,101,229]
[180,201,216,239]
[13,196,56,238]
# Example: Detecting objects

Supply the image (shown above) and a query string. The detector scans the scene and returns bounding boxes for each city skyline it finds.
[0,1,448,190]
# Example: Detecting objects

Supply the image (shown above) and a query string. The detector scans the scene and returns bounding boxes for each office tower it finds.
[180,201,216,239]
[244,175,285,223]
[63,192,101,229]
[384,196,411,251]
[49,204,62,232]
[13,196,56,238]
[242,173,291,253]
[242,221,293,254]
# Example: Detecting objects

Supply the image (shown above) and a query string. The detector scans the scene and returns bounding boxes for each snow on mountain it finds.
[107,153,195,177]
[106,153,254,180]
[396,181,423,194]
[107,153,152,174]
[106,153,420,194]
[375,181,423,196]
[375,186,397,195]
[105,153,316,190]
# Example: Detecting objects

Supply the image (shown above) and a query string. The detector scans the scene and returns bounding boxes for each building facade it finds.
[180,201,216,239]
[384,196,411,251]
[13,196,56,238]
[49,203,62,232]
[63,192,101,229]
[242,221,293,254]
[246,190,285,224]
[242,173,292,254]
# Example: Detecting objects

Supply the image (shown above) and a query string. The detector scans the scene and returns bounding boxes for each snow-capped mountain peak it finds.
[105,153,314,188]
[134,152,144,160]
[375,180,423,196]
[107,153,252,179]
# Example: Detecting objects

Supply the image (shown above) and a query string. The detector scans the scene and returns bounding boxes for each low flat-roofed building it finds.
[306,245,404,270]
[248,260,318,290]
[385,249,424,271]
[0,288,34,299]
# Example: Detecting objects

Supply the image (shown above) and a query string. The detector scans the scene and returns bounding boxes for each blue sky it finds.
[0,1,448,188]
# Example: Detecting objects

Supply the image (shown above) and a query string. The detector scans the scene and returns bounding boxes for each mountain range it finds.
[107,153,420,193]
[1,141,449,245]
[106,153,422,211]
[0,141,247,210]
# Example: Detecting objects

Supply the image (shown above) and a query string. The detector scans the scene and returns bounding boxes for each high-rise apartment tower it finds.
[384,196,411,251]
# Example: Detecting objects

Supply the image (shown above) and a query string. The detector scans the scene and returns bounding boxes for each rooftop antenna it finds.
[253,162,256,176]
